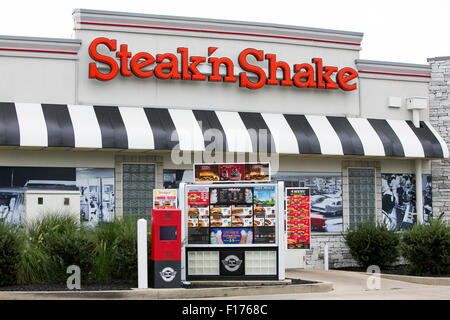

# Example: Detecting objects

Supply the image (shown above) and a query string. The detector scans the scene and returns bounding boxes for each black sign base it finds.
[150,260,181,288]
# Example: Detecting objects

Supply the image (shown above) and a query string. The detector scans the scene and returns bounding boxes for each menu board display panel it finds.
[186,184,277,245]
[194,163,270,183]
[286,188,311,249]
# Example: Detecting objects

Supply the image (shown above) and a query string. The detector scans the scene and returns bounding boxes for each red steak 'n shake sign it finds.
[88,37,358,91]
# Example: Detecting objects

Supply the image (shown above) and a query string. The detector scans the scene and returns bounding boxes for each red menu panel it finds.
[286,188,311,249]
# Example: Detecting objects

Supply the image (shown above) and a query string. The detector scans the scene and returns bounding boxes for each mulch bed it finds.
[0,279,316,291]
[0,280,135,291]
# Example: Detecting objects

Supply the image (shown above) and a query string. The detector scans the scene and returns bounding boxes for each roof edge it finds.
[73,8,364,37]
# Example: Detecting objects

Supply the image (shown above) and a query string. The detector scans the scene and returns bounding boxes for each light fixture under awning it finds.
[0,101,447,159]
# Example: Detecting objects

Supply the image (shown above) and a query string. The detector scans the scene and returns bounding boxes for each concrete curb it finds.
[0,281,333,300]
[380,273,450,286]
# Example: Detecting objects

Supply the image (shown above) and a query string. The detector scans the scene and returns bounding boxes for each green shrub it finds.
[16,241,52,284]
[25,212,96,283]
[0,222,21,286]
[401,214,450,276]
[344,218,401,269]
[93,217,144,281]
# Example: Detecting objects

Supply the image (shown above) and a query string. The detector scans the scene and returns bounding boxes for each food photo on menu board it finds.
[194,164,220,182]
[244,163,270,181]
[286,188,311,249]
[209,187,253,205]
[219,163,245,181]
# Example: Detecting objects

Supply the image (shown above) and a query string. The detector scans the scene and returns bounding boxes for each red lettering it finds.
[189,56,207,81]
[323,66,339,89]
[88,37,118,81]
[238,48,266,90]
[130,52,155,78]
[208,56,237,82]
[116,44,132,77]
[177,47,191,80]
[154,53,181,80]
[292,63,316,88]
[265,54,293,86]
[337,67,358,91]
[312,58,325,88]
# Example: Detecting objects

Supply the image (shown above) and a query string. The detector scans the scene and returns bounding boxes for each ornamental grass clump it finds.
[0,220,21,286]
[92,217,141,281]
[344,218,401,269]
[23,211,96,283]
[401,213,450,276]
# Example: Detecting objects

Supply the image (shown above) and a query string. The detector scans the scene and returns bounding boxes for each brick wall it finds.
[428,56,450,222]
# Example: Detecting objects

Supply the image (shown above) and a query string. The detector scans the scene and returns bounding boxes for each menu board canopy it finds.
[194,163,270,183]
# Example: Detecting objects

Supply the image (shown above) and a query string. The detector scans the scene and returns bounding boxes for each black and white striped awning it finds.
[0,102,448,159]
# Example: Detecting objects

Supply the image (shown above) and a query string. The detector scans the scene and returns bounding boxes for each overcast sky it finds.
[1,0,449,64]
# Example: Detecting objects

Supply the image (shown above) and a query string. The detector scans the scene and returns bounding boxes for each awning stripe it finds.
[94,106,128,149]
[143,107,178,150]
[0,102,447,159]
[367,118,405,157]
[238,112,276,154]
[305,115,344,155]
[346,117,385,157]
[119,107,155,150]
[283,114,321,154]
[386,119,424,158]
[168,109,205,151]
[261,113,299,154]
[327,116,364,156]
[423,121,449,158]
[215,111,253,153]
[15,103,48,147]
[0,102,20,146]
[67,105,102,149]
[192,109,228,153]
[42,104,75,148]
[406,121,443,158]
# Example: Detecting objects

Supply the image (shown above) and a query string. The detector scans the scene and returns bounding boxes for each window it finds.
[64,198,70,206]
[38,197,43,205]
[348,168,376,229]
[122,164,156,219]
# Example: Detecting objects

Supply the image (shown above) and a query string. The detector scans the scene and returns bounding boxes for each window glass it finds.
[348,168,376,229]
[123,164,156,219]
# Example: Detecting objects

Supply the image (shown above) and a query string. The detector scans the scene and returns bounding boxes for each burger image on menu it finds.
[198,171,219,182]
[188,193,200,202]
[232,207,244,215]
[188,207,200,216]
[232,217,244,227]
[253,206,266,216]
[210,217,223,227]
[210,207,223,216]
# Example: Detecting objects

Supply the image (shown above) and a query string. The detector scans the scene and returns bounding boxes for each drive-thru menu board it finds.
[286,188,311,249]
[187,185,277,245]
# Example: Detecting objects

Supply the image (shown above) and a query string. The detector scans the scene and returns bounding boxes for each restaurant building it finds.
[0,9,447,270]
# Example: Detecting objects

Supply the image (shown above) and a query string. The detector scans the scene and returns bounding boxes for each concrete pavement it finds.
[202,269,450,300]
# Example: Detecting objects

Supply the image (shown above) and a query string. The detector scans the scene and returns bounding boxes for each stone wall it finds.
[305,234,358,269]
[428,56,450,222]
